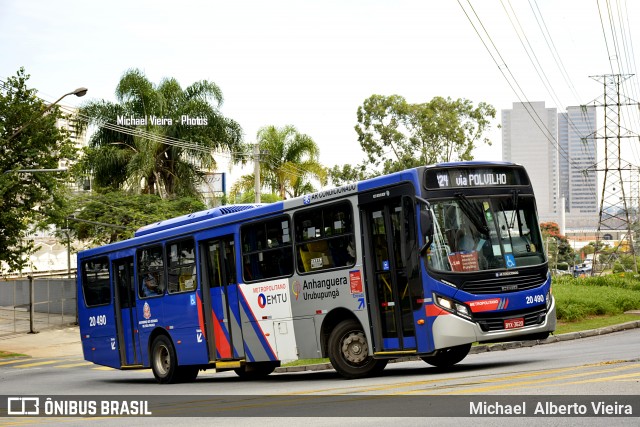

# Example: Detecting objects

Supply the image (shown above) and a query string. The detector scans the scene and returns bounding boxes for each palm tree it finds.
[257,125,326,199]
[76,68,246,198]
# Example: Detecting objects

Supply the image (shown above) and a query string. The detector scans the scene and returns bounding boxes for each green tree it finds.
[0,68,76,274]
[540,222,575,268]
[328,163,370,186]
[255,125,326,199]
[77,68,246,198]
[68,190,206,246]
[354,95,496,174]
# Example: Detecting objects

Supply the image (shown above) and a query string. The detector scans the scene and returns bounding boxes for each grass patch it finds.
[283,358,329,367]
[553,275,640,322]
[554,313,640,335]
[0,350,26,359]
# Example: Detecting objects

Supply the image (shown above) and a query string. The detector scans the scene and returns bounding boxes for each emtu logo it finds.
[258,293,267,308]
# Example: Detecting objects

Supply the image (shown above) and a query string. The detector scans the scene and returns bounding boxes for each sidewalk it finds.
[0,325,82,358]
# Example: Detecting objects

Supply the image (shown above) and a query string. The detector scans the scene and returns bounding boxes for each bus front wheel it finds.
[328,319,387,379]
[420,343,471,368]
[151,335,198,383]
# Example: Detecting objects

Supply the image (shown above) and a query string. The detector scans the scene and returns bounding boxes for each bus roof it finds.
[428,160,519,168]
[77,161,520,259]
[135,204,265,237]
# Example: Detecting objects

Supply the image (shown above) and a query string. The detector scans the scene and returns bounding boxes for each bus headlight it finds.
[455,303,471,319]
[433,293,471,319]
[546,290,552,309]
[434,294,453,311]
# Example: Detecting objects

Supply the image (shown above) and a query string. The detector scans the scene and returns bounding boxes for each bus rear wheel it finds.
[151,335,198,383]
[328,319,387,379]
[420,343,471,368]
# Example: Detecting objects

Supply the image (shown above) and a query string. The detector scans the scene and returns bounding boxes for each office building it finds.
[502,101,598,229]
[502,101,559,222]
[558,106,598,228]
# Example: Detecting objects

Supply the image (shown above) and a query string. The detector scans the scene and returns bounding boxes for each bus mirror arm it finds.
[417,198,434,256]
[419,237,432,257]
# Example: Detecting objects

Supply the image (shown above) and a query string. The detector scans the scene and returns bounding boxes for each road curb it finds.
[274,319,640,374]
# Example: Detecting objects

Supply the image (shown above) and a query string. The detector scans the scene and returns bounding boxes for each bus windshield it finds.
[426,194,545,272]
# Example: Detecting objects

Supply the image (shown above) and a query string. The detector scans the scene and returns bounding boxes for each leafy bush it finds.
[552,274,640,322]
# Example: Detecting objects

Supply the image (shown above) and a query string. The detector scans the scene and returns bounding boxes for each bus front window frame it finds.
[425,194,545,273]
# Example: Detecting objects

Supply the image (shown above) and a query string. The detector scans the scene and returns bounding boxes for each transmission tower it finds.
[627,167,639,223]
[587,74,639,274]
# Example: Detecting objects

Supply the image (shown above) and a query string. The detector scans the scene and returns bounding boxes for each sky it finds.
[1,0,639,185]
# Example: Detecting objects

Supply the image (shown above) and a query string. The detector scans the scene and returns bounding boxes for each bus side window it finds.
[81,258,111,307]
[167,239,196,293]
[241,216,293,282]
[138,245,165,298]
[294,201,355,273]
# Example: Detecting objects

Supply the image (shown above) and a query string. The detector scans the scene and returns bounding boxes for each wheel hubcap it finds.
[341,331,367,364]
[155,344,170,376]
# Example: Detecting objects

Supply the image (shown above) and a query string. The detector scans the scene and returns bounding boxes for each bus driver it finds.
[141,273,160,297]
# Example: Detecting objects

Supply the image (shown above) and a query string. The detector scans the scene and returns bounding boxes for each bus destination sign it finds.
[425,167,528,189]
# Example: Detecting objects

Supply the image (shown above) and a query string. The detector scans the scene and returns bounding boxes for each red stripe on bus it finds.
[212,309,231,359]
[196,293,206,339]
[425,304,449,317]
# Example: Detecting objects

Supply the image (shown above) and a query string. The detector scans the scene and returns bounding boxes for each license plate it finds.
[504,317,524,329]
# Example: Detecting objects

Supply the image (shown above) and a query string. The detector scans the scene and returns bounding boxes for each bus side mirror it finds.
[420,208,433,238]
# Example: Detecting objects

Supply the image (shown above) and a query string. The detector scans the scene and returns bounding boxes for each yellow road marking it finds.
[92,366,115,371]
[438,364,639,395]
[0,358,32,366]
[54,362,94,368]
[298,364,592,396]
[12,360,59,368]
[563,371,640,385]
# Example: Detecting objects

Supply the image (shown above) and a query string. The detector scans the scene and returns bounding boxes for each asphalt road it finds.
[0,328,638,425]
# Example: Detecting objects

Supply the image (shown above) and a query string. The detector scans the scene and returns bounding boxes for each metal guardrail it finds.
[0,276,77,336]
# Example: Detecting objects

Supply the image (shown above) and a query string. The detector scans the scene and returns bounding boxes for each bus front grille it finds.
[461,273,546,295]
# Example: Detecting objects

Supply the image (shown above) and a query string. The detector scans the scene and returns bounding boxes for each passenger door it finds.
[201,236,244,361]
[360,189,420,352]
[112,256,142,366]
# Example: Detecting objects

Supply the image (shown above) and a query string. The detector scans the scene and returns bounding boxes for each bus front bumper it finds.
[431,297,557,350]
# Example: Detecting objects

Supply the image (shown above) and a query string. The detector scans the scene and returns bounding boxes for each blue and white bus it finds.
[77,161,555,382]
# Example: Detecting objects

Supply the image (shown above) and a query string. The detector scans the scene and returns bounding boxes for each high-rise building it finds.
[502,101,598,229]
[558,106,598,228]
[502,101,559,223]
[56,107,90,192]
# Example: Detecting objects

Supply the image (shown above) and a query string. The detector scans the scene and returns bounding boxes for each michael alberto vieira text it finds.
[470,400,633,416]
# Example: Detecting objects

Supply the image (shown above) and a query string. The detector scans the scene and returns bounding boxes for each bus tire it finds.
[328,319,387,379]
[176,366,199,383]
[234,361,277,380]
[151,335,180,384]
[420,343,471,368]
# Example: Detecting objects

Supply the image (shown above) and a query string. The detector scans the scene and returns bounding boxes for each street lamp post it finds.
[7,87,88,141]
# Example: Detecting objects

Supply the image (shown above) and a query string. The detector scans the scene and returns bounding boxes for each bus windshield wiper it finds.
[455,193,490,238]
[510,189,520,229]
